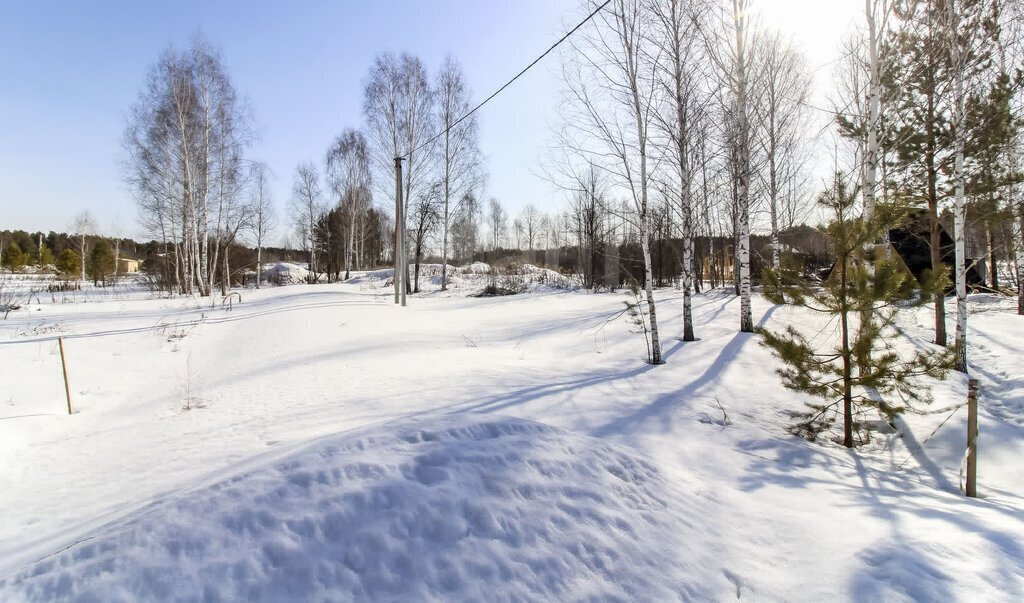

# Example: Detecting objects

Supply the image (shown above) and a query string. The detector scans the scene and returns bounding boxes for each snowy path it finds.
[1,284,1022,600]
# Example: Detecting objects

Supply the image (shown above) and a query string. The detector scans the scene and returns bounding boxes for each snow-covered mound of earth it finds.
[0,415,718,601]
[261,262,310,286]
[462,261,492,274]
[348,262,577,295]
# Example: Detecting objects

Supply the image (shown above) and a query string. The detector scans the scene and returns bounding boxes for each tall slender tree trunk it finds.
[927,95,947,346]
[767,98,781,269]
[346,214,355,280]
[864,0,881,223]
[950,0,967,372]
[256,243,262,289]
[640,226,663,364]
[682,224,695,341]
[668,5,695,341]
[986,223,997,289]
[79,234,86,281]
[840,255,853,448]
[1018,205,1024,315]
[769,150,780,268]
[441,171,450,291]
[735,3,753,333]
[222,246,230,297]
[614,0,662,363]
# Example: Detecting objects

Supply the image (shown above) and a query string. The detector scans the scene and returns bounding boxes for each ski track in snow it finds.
[1,276,1022,600]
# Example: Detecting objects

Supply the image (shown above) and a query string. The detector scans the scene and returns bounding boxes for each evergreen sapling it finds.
[758,174,954,447]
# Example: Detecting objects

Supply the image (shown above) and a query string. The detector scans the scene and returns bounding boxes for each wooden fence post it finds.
[58,337,72,415]
[966,378,978,498]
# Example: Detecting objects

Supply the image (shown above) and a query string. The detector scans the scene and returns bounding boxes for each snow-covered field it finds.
[0,276,1021,600]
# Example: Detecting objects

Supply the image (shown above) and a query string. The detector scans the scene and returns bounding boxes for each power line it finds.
[401,0,612,161]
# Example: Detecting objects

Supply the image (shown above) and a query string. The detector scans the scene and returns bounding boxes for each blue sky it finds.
[0,0,861,240]
[0,0,579,240]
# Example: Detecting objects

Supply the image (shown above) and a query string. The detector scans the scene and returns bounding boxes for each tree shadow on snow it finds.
[452,339,687,419]
[588,304,779,440]
[731,432,1022,599]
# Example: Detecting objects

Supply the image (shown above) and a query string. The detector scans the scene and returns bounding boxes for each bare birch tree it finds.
[487,197,508,251]
[326,129,372,280]
[563,0,664,363]
[399,55,435,293]
[863,0,892,223]
[721,0,756,332]
[649,0,713,341]
[71,211,97,282]
[363,52,435,300]
[290,161,323,283]
[752,31,812,269]
[521,204,541,263]
[248,162,275,289]
[433,56,481,290]
[124,36,251,296]
[411,186,440,291]
[948,0,968,372]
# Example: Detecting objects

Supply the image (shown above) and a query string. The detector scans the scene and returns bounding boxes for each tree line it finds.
[0,220,129,285]
[114,2,1021,386]
[124,36,274,296]
[551,0,1021,374]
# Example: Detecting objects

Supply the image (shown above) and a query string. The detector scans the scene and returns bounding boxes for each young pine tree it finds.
[2,241,27,271]
[88,240,115,285]
[759,174,954,447]
[57,249,79,277]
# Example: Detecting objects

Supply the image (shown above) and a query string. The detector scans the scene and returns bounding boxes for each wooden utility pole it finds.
[966,378,979,497]
[394,157,406,307]
[58,337,72,415]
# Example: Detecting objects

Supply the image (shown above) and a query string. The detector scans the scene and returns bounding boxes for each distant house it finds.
[887,209,983,291]
[826,210,983,292]
[118,256,142,273]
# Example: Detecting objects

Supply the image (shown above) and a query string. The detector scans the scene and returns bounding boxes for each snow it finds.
[1,416,718,601]
[0,281,1022,600]
[0,273,163,305]
[261,261,311,286]
[346,262,578,296]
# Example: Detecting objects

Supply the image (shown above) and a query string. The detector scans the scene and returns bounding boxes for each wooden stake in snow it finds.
[58,337,72,415]
[966,378,979,498]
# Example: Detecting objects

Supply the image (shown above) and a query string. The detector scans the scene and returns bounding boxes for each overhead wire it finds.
[399,0,612,161]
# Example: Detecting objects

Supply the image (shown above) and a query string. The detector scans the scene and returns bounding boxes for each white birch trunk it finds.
[441,147,451,291]
[667,0,695,340]
[256,243,262,289]
[768,119,781,269]
[441,206,450,290]
[1017,194,1024,315]
[864,0,881,223]
[622,1,661,363]
[735,0,753,333]
[346,211,356,280]
[640,220,663,364]
[1018,236,1024,315]
[79,234,86,281]
[950,0,968,372]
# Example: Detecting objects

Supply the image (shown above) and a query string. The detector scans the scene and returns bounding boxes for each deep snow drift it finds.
[1,416,718,601]
[0,278,1022,600]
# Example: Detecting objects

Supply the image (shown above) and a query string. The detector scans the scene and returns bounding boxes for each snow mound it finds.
[347,262,577,296]
[346,267,397,284]
[0,416,715,601]
[463,261,492,274]
[261,262,310,286]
